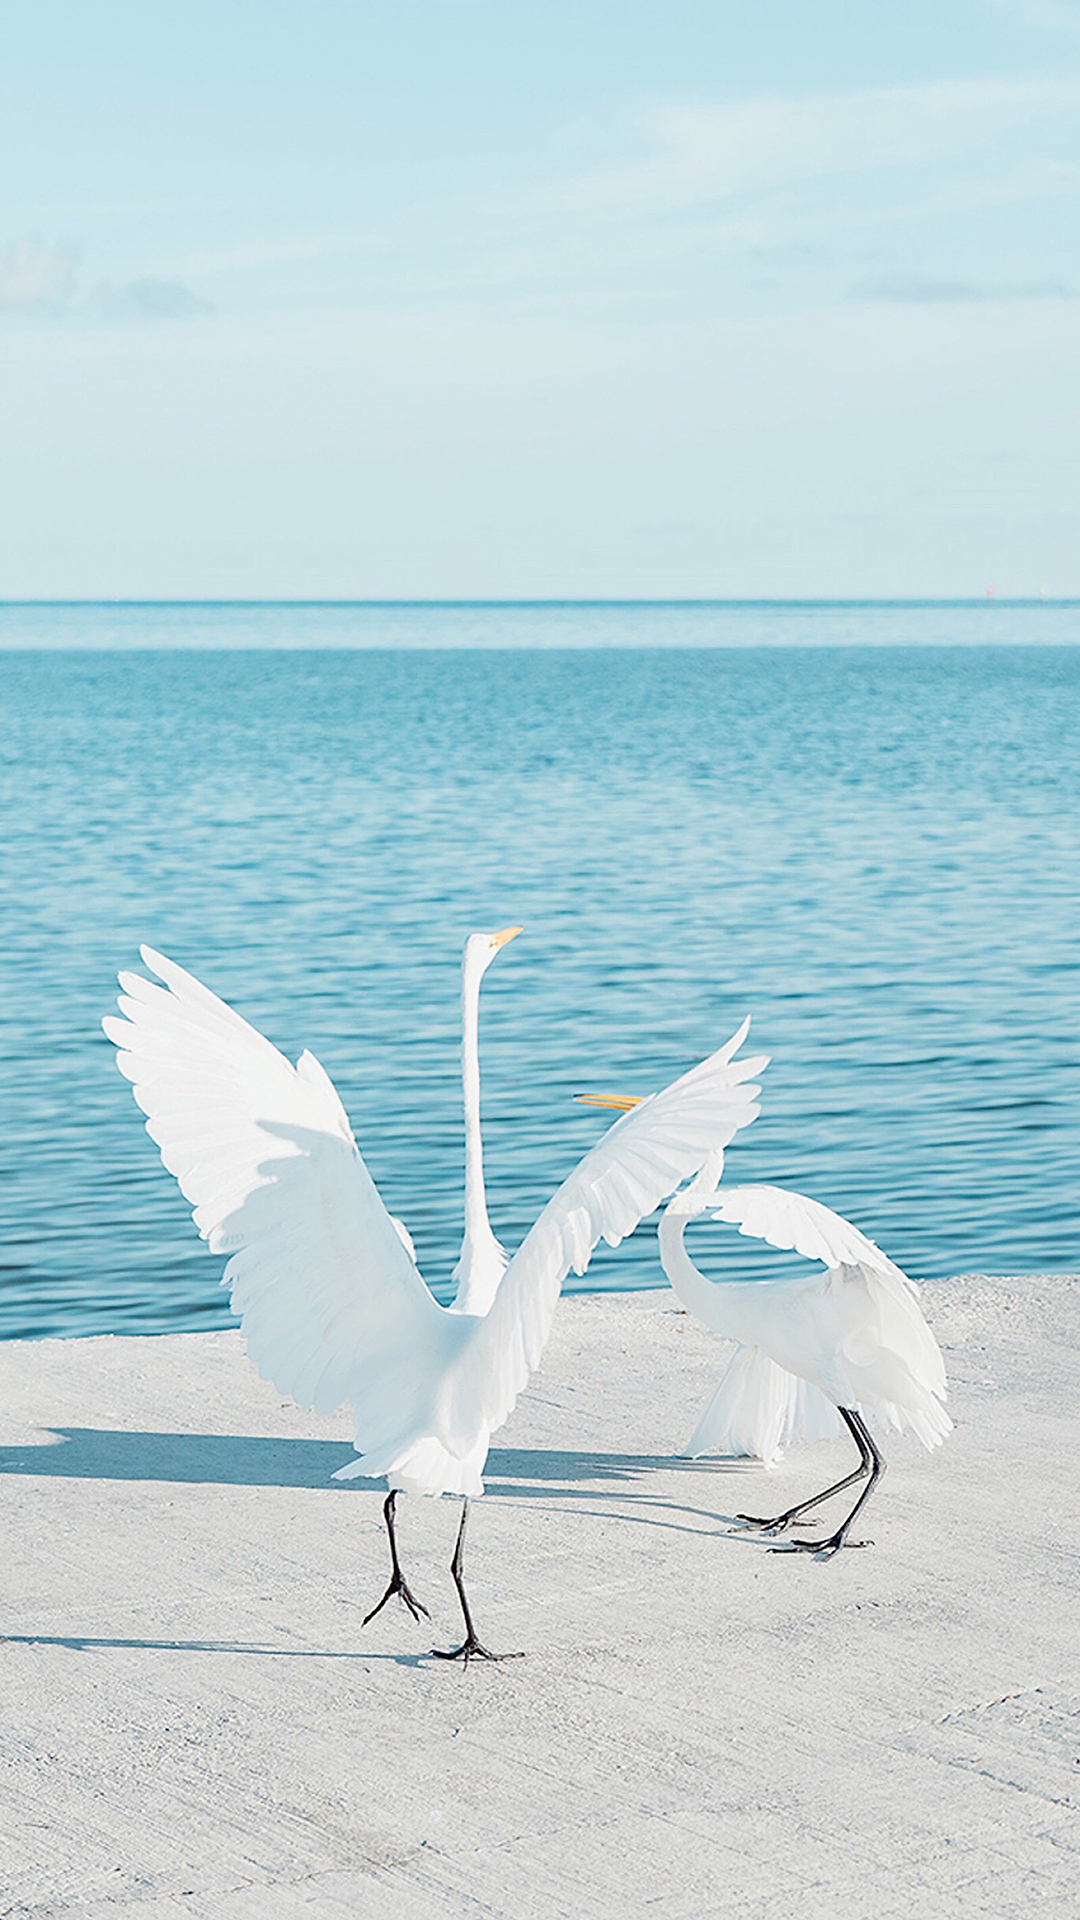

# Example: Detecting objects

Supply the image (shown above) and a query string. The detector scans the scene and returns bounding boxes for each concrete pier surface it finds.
[0,1274,1076,1919]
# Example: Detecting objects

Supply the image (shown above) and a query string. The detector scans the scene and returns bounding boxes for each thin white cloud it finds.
[981,0,1080,40]
[564,79,1080,219]
[101,77,1080,320]
[0,237,77,312]
[852,275,1074,303]
[91,277,211,319]
[0,241,210,322]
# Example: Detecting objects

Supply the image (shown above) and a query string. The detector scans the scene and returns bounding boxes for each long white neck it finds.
[658,1152,757,1344]
[451,951,507,1317]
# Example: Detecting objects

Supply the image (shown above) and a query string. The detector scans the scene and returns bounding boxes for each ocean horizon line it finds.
[2,596,1078,610]
[3,599,1076,654]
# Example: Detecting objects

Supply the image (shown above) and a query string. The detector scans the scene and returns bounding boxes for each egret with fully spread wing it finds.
[105,944,766,1656]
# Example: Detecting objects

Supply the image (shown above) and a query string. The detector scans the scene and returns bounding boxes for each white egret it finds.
[361,923,521,1629]
[577,1104,951,1556]
[105,948,766,1656]
[661,1152,951,1553]
[354,924,521,1630]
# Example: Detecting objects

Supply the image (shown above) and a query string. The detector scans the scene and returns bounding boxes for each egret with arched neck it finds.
[659,1150,951,1554]
[576,1096,951,1557]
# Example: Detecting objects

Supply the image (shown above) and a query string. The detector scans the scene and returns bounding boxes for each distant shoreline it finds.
[2,597,1078,650]
[2,597,1078,610]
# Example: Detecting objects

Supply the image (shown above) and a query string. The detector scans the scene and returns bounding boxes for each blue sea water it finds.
[0,602,1077,1339]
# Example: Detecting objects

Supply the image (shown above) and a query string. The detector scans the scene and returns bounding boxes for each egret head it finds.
[464,925,523,980]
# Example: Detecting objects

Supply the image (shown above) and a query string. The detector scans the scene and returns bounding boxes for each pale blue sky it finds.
[2,2,1078,598]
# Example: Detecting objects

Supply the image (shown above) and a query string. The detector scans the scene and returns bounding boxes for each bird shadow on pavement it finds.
[485,1448,779,1538]
[0,1428,364,1487]
[0,1428,769,1535]
[0,1630,428,1666]
[486,1445,766,1488]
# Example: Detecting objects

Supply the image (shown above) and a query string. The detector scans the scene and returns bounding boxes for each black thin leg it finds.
[363,1490,430,1626]
[736,1408,884,1556]
[768,1409,884,1558]
[431,1500,523,1664]
[737,1408,868,1534]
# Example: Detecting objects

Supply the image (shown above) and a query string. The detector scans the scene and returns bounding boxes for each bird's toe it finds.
[431,1639,523,1664]
[363,1573,430,1627]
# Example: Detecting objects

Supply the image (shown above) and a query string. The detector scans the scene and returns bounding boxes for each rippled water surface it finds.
[1,603,1077,1338]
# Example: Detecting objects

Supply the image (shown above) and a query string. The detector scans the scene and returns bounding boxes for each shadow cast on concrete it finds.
[485,1446,765,1492]
[0,1631,429,1666]
[0,1429,367,1488]
[0,1427,767,1495]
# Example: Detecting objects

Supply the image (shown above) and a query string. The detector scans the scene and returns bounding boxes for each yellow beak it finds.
[574,1094,644,1111]
[492,925,523,949]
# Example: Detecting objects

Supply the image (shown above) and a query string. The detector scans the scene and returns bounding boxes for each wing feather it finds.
[683,1343,841,1464]
[105,948,451,1434]
[710,1184,892,1272]
[704,1188,950,1446]
[452,1021,768,1436]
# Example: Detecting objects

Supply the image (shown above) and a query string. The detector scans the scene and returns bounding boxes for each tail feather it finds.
[683,1343,840,1466]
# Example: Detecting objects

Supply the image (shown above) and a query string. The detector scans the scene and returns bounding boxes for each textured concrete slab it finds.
[0,1274,1076,1918]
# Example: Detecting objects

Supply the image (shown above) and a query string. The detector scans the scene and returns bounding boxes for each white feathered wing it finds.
[346,1020,770,1492]
[682,1184,950,1461]
[683,1346,840,1467]
[107,948,768,1499]
[446,1021,769,1453]
[104,948,457,1469]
